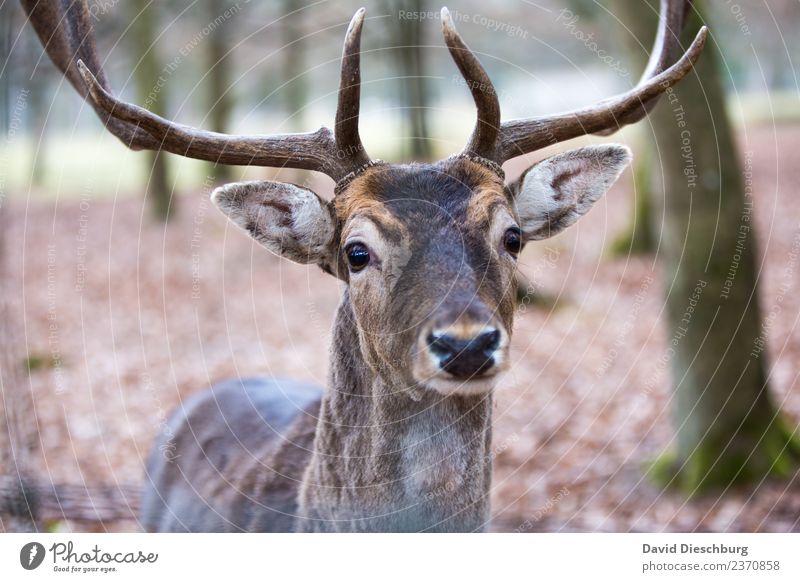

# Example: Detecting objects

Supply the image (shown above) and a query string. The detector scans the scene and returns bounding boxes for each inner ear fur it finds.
[509,144,632,241]
[211,180,336,266]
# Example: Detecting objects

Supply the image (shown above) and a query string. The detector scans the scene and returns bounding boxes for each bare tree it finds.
[386,0,433,160]
[205,0,235,183]
[280,0,309,132]
[608,0,658,255]
[0,1,38,532]
[646,5,799,492]
[130,0,174,221]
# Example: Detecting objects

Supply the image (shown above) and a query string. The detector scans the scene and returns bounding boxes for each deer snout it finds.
[426,326,502,380]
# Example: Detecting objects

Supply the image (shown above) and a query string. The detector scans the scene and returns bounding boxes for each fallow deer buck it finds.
[22,0,706,531]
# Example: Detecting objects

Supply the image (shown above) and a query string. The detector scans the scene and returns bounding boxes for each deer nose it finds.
[426,327,501,379]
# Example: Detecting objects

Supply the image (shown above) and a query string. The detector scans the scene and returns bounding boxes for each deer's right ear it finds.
[508,144,632,241]
[211,181,336,265]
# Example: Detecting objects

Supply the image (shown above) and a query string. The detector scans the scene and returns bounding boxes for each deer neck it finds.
[296,291,493,532]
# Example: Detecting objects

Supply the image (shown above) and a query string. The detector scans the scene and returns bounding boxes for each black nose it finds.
[427,328,501,379]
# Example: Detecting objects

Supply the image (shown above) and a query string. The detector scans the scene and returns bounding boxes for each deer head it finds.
[22,1,706,397]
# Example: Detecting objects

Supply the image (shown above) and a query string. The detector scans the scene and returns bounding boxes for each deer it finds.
[21,0,705,532]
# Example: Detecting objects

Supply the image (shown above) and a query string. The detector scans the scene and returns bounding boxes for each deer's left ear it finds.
[211,180,336,265]
[508,144,632,241]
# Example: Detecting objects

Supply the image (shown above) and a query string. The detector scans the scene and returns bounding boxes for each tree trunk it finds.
[608,0,657,256]
[388,0,432,160]
[0,1,39,532]
[22,24,50,187]
[205,0,234,183]
[131,0,174,221]
[281,0,308,132]
[647,6,799,493]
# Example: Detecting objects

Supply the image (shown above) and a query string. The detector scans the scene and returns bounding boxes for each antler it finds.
[441,8,501,162]
[20,1,370,181]
[443,0,708,165]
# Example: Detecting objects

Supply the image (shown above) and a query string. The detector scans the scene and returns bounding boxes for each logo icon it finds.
[20,542,46,570]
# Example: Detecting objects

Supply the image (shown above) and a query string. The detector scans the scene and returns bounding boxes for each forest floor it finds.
[2,124,800,532]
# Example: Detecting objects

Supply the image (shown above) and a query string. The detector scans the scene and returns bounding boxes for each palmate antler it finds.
[20,1,370,181]
[21,0,705,181]
[443,0,707,164]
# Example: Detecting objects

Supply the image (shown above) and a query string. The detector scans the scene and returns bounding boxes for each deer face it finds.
[333,158,515,396]
[212,144,631,395]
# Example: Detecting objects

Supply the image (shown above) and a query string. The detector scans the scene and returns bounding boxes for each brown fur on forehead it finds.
[334,175,405,238]
[438,158,509,227]
[337,158,506,222]
[437,156,504,191]
[465,187,508,227]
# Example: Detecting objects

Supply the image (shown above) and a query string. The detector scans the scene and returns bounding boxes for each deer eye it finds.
[503,227,523,257]
[345,242,371,272]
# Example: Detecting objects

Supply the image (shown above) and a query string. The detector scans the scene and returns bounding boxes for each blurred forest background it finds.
[1,0,800,532]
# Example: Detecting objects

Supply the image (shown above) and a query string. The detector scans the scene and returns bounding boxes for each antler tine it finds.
[441,7,501,161]
[335,8,371,170]
[497,0,706,164]
[21,2,375,181]
[596,0,693,131]
[641,0,695,97]
[74,61,341,170]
